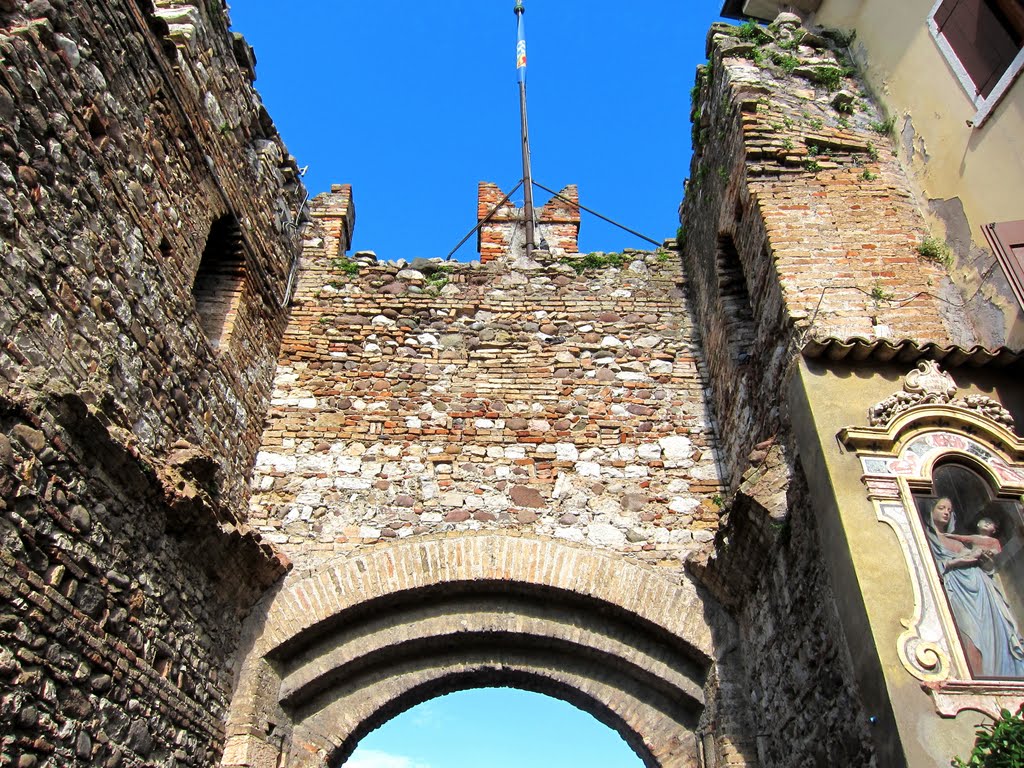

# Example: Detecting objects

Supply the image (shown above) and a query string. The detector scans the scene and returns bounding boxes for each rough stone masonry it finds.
[250,187,725,572]
[1,0,300,765]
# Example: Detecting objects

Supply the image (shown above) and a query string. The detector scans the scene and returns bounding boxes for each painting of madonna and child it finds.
[916,463,1024,680]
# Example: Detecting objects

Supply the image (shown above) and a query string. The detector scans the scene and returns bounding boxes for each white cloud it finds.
[410,703,446,729]
[344,749,432,768]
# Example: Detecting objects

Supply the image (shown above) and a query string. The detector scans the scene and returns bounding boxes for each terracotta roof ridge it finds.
[800,335,1023,368]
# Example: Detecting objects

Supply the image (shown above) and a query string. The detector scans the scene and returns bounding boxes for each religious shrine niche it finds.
[840,361,1024,718]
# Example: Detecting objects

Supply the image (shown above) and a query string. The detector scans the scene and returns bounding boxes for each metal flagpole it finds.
[514,0,536,257]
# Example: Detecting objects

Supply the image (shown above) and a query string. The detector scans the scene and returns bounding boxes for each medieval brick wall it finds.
[0,0,304,500]
[2,1,984,765]
[249,189,725,573]
[682,16,968,488]
[0,0,301,764]
[675,14,978,766]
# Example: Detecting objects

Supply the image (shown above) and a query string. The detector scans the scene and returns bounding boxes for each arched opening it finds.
[344,687,646,768]
[274,581,704,768]
[222,535,728,768]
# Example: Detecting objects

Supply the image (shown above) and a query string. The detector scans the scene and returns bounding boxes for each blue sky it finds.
[228,1,730,260]
[345,688,644,768]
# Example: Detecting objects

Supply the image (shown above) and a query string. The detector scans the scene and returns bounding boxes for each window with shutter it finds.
[983,219,1024,311]
[928,0,1024,125]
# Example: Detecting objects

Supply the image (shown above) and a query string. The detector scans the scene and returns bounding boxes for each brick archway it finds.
[222,534,726,768]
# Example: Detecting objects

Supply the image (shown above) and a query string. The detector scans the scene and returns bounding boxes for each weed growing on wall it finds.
[917,236,953,267]
[806,65,849,92]
[870,283,894,302]
[331,257,360,276]
[770,51,800,73]
[424,266,451,292]
[735,20,770,44]
[563,252,629,274]
[869,116,896,135]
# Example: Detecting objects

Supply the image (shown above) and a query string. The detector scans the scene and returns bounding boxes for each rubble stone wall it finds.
[736,457,876,767]
[0,0,304,500]
[0,392,286,767]
[0,0,301,764]
[250,190,725,573]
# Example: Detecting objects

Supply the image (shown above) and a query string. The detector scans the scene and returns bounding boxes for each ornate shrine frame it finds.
[840,362,1024,718]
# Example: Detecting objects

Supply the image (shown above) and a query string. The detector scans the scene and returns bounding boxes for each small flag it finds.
[516,5,527,83]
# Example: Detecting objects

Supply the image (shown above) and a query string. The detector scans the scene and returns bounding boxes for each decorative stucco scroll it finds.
[867,360,1014,429]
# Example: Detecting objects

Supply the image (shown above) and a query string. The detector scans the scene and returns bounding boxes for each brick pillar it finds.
[313,183,355,259]
[538,184,580,256]
[477,181,580,262]
[477,182,519,263]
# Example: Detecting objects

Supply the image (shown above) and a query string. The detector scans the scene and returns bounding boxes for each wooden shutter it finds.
[983,220,1024,310]
[935,0,1023,97]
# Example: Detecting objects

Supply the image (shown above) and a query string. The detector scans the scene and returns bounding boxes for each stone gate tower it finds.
[1,2,1023,768]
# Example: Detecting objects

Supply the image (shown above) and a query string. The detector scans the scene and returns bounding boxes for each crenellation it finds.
[477,181,581,262]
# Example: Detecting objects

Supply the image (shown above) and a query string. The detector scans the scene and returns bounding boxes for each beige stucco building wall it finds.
[788,359,1024,766]
[809,0,1024,347]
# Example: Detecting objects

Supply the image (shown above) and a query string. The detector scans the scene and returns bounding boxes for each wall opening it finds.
[715,233,755,362]
[193,214,246,350]
[343,687,647,768]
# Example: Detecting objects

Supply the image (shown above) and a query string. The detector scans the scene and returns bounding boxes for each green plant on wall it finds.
[777,34,801,50]
[869,283,894,302]
[331,257,359,276]
[869,116,896,135]
[917,236,953,267]
[807,65,849,92]
[770,51,800,73]
[425,265,452,292]
[952,706,1024,767]
[735,19,770,43]
[563,252,629,274]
